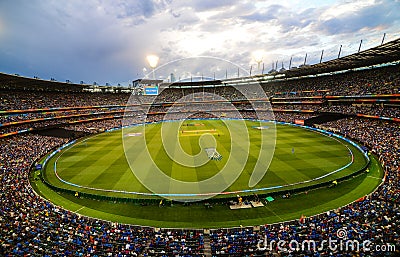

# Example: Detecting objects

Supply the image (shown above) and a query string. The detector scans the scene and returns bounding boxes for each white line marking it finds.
[75,206,85,213]
[367,175,381,180]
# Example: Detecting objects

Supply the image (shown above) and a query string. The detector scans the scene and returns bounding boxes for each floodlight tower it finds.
[252,50,264,74]
[146,55,159,79]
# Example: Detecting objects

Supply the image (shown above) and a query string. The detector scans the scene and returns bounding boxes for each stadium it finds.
[1,2,400,257]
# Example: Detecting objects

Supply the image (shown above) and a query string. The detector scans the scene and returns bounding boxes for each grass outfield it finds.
[42,120,368,200]
[31,155,383,228]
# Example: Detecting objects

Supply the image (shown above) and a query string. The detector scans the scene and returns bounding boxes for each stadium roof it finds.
[162,80,222,88]
[0,37,399,91]
[0,72,90,92]
[283,37,400,78]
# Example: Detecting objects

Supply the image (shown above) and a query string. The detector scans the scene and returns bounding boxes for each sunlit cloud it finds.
[0,0,398,85]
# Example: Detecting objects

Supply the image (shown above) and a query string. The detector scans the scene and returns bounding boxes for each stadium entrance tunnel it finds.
[304,113,349,126]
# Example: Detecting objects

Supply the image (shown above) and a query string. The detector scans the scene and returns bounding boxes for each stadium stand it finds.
[1,42,400,256]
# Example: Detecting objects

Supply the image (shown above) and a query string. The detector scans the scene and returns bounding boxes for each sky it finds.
[0,0,399,86]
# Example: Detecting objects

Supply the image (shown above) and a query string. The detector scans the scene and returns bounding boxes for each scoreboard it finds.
[144,86,159,95]
[133,79,162,96]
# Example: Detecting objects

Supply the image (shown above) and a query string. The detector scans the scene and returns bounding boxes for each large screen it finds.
[144,86,159,95]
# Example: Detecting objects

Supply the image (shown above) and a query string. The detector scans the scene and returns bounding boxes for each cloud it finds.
[0,0,399,85]
[240,4,321,35]
[186,0,240,12]
[241,4,283,22]
[317,0,400,34]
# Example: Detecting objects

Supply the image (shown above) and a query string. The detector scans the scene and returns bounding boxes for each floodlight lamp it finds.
[146,55,159,69]
[252,50,264,64]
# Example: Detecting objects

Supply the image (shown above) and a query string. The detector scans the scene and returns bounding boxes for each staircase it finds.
[203,234,212,257]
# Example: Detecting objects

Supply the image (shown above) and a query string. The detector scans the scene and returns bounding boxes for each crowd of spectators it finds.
[62,119,124,134]
[0,133,159,256]
[208,117,399,256]
[1,63,399,256]
[0,113,123,135]
[1,63,398,137]
[154,86,262,104]
[273,112,317,123]
[1,131,210,256]
[0,91,129,110]
[0,107,125,125]
[148,230,204,256]
[272,104,400,119]
[263,64,400,97]
[319,105,400,119]
[210,228,261,255]
[2,113,398,256]
[2,103,398,138]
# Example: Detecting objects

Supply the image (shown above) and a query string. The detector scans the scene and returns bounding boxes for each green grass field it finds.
[32,155,383,228]
[43,120,368,200]
[34,119,382,228]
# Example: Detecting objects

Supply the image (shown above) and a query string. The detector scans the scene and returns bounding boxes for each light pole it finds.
[146,55,159,79]
[252,50,264,74]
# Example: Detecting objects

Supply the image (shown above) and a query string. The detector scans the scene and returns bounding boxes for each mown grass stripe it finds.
[48,120,368,199]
